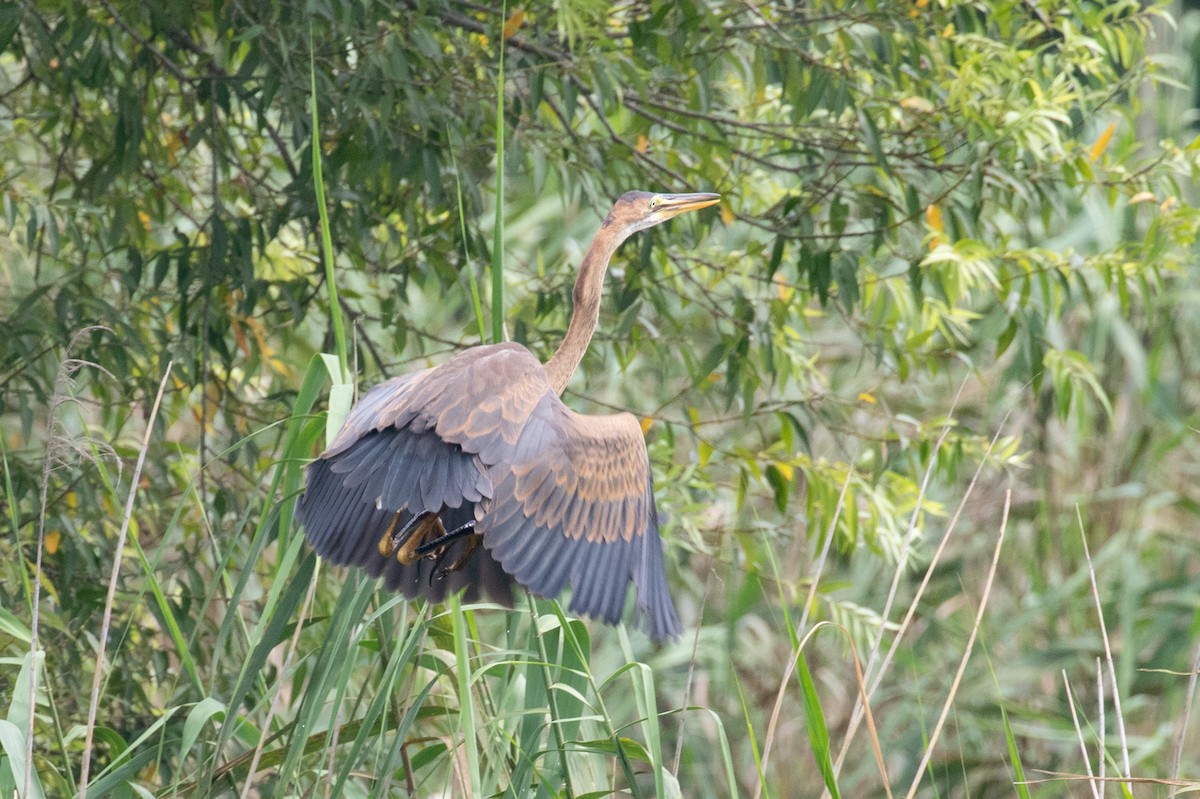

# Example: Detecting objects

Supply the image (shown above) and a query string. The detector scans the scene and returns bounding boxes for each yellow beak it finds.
[657,192,721,217]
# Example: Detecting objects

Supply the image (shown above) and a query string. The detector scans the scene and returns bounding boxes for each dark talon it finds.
[427,529,482,586]
[444,536,481,573]
[415,520,477,557]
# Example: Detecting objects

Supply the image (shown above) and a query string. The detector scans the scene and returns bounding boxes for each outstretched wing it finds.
[475,396,681,641]
[300,454,511,604]
[299,342,680,640]
[297,367,512,606]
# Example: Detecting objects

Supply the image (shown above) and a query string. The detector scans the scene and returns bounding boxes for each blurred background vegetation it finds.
[2,0,1200,796]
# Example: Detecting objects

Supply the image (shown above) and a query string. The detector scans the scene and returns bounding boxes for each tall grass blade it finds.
[450,593,484,797]
[308,28,348,381]
[530,597,577,796]
[903,491,1011,799]
[203,544,315,794]
[1,659,46,799]
[449,141,487,342]
[618,627,668,799]
[490,1,507,344]
[798,653,841,798]
[274,570,374,790]
[733,669,768,799]
[999,702,1031,799]
[331,614,433,795]
[759,536,843,798]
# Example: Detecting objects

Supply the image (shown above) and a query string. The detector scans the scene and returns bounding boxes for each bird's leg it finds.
[414,520,476,558]
[397,514,446,565]
[429,533,482,584]
[378,511,443,564]
[422,520,480,584]
[377,512,412,558]
[441,535,481,573]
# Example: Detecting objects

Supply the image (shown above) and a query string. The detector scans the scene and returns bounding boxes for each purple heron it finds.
[298,191,720,641]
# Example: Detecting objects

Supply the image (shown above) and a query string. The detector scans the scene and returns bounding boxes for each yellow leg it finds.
[397,515,447,565]
[377,513,402,558]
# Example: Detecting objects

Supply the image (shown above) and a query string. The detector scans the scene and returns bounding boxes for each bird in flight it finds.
[298,191,720,641]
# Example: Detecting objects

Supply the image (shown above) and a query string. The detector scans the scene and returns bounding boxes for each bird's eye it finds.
[649,197,659,209]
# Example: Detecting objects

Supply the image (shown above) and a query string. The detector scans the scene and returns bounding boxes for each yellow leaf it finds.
[899,96,933,114]
[1129,191,1156,204]
[1161,196,1179,212]
[698,440,713,467]
[1088,122,1115,161]
[46,530,61,555]
[232,317,248,357]
[502,9,525,39]
[639,416,654,435]
[774,272,794,302]
[720,203,734,225]
[634,134,649,154]
[858,392,877,404]
[925,203,944,249]
[925,203,944,233]
[774,462,794,481]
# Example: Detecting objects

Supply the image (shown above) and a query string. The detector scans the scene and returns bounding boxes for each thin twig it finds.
[78,362,173,798]
[1062,671,1102,799]
[863,376,969,684]
[1167,639,1200,799]
[673,572,712,773]
[831,399,1013,787]
[1019,772,1198,787]
[1096,657,1105,795]
[903,489,1010,799]
[797,462,855,637]
[1077,508,1131,786]
[28,327,116,799]
[758,621,893,799]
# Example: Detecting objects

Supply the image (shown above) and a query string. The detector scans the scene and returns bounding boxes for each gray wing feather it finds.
[299,342,679,639]
[473,394,682,640]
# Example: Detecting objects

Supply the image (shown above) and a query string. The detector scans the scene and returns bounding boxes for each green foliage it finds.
[2,0,1200,796]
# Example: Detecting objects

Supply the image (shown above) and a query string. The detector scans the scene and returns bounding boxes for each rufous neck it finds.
[543,223,627,394]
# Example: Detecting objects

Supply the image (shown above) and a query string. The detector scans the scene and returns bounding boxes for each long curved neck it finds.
[544,218,628,395]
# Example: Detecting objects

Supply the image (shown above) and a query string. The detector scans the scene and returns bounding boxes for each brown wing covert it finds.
[299,342,680,640]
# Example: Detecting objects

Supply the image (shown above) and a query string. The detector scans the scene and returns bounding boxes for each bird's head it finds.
[605,190,721,237]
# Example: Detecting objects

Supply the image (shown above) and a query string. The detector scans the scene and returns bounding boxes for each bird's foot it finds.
[376,513,406,558]
[429,534,482,584]
[377,512,446,565]
[444,535,481,572]
[397,515,446,565]
[415,519,477,558]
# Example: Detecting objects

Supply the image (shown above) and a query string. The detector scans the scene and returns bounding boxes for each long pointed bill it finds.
[657,192,721,218]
